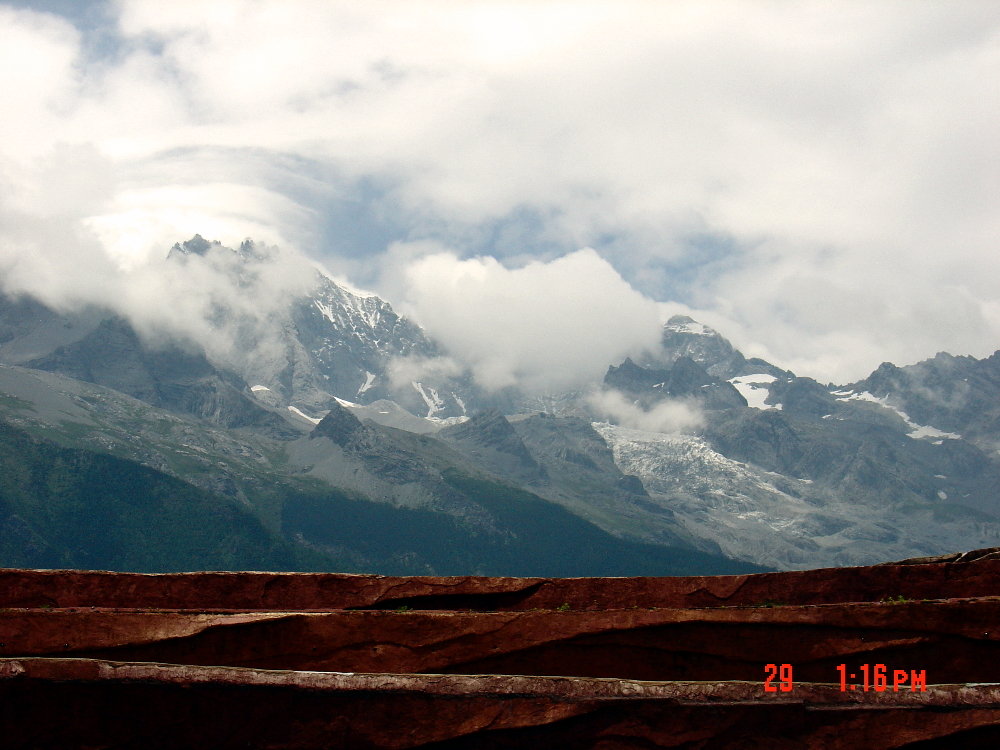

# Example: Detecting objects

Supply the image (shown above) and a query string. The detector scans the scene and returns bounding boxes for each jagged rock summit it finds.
[657,314,749,377]
[605,355,748,410]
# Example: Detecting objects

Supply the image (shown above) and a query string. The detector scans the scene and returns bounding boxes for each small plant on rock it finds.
[880,594,909,604]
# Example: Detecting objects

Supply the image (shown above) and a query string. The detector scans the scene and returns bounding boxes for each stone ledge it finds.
[2,659,999,749]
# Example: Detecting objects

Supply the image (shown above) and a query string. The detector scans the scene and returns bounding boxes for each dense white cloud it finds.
[0,0,998,383]
[395,248,663,392]
[697,245,1000,384]
[587,389,704,435]
[117,240,318,369]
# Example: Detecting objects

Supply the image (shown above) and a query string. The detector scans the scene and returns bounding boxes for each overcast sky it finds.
[1,0,998,387]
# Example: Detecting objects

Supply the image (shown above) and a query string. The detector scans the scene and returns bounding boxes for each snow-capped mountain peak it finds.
[663,315,718,337]
[657,315,748,379]
[160,236,474,418]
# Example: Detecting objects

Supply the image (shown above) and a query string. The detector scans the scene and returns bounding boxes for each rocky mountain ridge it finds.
[1,237,999,572]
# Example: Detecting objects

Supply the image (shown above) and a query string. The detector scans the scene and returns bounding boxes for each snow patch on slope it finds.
[412,381,445,418]
[357,371,376,397]
[837,391,960,440]
[665,319,715,336]
[908,423,961,440]
[728,374,780,410]
[287,405,322,424]
[428,415,470,427]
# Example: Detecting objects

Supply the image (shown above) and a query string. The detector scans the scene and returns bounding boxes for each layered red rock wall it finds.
[2,601,998,684]
[2,548,998,611]
[2,549,999,748]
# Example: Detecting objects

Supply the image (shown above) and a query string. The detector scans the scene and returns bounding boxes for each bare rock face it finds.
[1,550,1000,748]
[3,602,999,686]
[2,548,999,611]
[311,401,366,447]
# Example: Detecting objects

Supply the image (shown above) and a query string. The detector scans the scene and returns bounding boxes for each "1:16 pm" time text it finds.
[763,663,928,692]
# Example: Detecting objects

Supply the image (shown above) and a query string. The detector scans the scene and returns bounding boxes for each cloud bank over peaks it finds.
[142,237,317,363]
[0,224,318,373]
[1,1,998,388]
[391,247,665,394]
